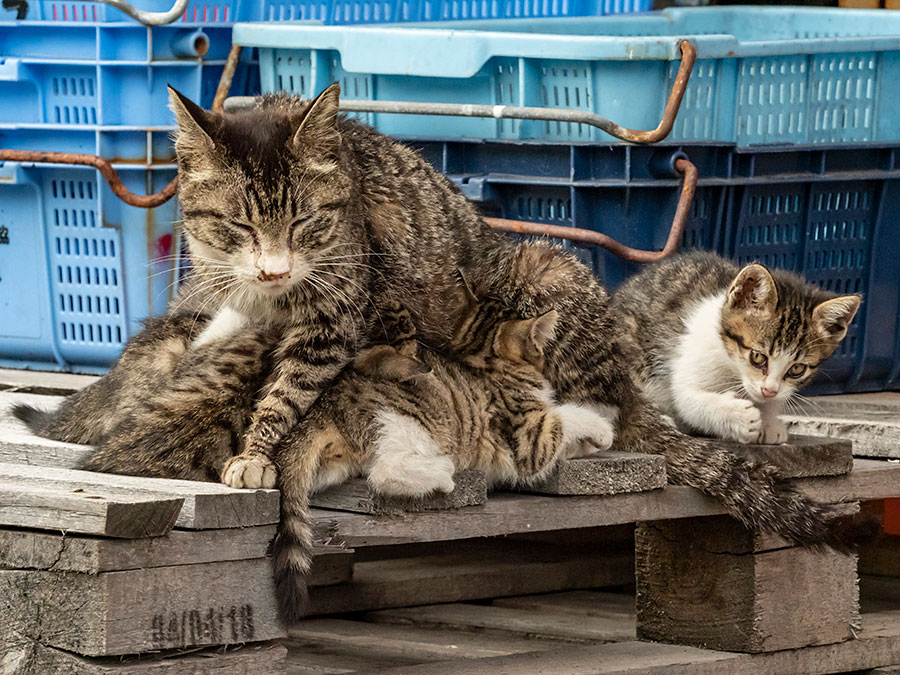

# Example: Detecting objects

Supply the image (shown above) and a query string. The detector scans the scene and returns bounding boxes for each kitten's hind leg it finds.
[368,409,455,497]
[673,388,762,444]
[555,403,617,458]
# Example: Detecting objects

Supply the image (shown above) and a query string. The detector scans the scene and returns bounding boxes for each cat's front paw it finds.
[222,452,277,489]
[758,417,789,445]
[722,399,762,444]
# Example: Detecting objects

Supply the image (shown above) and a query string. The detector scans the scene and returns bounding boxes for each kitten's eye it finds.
[787,363,807,378]
[749,350,767,368]
[290,217,312,236]
[229,221,255,237]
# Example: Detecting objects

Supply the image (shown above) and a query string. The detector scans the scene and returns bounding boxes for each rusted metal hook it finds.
[484,157,697,263]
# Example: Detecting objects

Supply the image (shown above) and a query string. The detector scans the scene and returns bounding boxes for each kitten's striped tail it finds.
[616,401,876,553]
[11,404,55,437]
[271,415,335,625]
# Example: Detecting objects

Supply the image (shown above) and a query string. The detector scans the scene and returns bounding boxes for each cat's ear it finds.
[292,83,341,160]
[353,343,431,382]
[813,295,861,340]
[726,264,778,314]
[168,86,217,150]
[528,310,559,352]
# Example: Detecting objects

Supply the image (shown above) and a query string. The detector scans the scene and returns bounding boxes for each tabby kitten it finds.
[273,299,614,623]
[17,84,867,553]
[613,251,860,445]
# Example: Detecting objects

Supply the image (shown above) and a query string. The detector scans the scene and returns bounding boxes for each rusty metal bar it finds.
[225,40,696,144]
[0,149,178,208]
[213,44,244,114]
[88,0,189,25]
[484,157,697,263]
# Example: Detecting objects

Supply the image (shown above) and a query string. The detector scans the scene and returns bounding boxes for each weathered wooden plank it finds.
[367,610,900,675]
[366,602,635,643]
[715,435,853,478]
[0,462,279,530]
[311,470,487,515]
[0,369,97,393]
[635,516,859,652]
[3,640,286,674]
[288,618,558,663]
[311,459,900,547]
[0,392,94,469]
[0,559,285,656]
[785,404,900,459]
[308,546,354,588]
[305,542,633,617]
[493,591,635,620]
[283,639,412,674]
[0,482,182,538]
[0,526,276,573]
[523,452,666,496]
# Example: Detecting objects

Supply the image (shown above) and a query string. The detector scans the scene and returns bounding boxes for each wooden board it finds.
[785,401,900,459]
[523,452,666,496]
[715,435,853,478]
[311,470,487,515]
[367,602,634,644]
[0,526,275,573]
[635,517,859,652]
[305,541,633,617]
[308,546,354,588]
[367,610,900,675]
[0,481,182,538]
[0,559,285,656]
[310,459,900,547]
[4,641,286,674]
[0,462,279,530]
[0,369,97,393]
[493,591,635,620]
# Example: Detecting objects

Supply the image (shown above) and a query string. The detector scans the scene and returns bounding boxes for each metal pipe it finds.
[213,44,244,114]
[225,40,696,144]
[87,0,190,25]
[483,157,697,263]
[171,29,210,58]
[0,150,177,208]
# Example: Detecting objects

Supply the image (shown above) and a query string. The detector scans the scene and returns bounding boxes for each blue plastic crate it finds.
[235,7,900,147]
[0,163,181,372]
[2,0,648,23]
[408,139,900,394]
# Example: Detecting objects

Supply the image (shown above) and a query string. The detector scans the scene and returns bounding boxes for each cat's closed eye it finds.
[229,221,256,238]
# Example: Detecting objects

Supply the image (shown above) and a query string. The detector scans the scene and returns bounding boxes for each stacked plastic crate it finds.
[0,0,257,372]
[232,7,900,393]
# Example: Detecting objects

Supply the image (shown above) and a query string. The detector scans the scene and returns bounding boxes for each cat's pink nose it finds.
[258,268,290,283]
[761,386,778,399]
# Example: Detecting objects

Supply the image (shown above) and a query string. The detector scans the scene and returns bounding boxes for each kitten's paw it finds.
[556,404,615,458]
[222,452,277,489]
[758,417,789,445]
[722,399,762,444]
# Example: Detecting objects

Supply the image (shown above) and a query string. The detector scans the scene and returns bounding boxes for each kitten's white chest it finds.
[673,293,737,392]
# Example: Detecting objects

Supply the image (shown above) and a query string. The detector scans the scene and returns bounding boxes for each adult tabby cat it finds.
[16,83,864,552]
[612,251,860,444]
[273,298,614,623]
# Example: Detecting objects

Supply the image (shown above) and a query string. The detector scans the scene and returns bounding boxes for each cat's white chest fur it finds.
[193,306,249,348]
[664,293,787,444]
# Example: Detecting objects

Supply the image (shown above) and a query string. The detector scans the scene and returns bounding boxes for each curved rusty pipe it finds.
[484,157,697,263]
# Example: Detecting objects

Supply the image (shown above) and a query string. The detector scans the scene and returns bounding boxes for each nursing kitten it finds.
[16,84,866,554]
[613,251,860,444]
[273,298,614,623]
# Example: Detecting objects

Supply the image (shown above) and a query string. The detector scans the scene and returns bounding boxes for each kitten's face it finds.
[720,264,860,404]
[168,85,349,303]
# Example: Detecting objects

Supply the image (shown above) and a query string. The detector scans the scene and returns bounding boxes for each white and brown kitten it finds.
[614,251,860,444]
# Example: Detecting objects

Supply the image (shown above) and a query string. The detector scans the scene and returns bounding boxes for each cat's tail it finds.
[271,414,342,625]
[616,400,876,553]
[11,404,55,437]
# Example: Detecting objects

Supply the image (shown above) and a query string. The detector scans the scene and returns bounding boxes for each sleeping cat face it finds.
[168,84,349,303]
[719,264,860,404]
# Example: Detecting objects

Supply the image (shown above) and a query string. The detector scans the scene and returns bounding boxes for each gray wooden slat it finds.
[0,526,276,573]
[0,481,182,538]
[785,398,900,459]
[523,452,666,496]
[311,470,487,515]
[366,610,900,675]
[305,543,633,617]
[366,602,636,643]
[0,369,97,392]
[308,546,354,588]
[716,435,853,478]
[5,640,286,674]
[0,392,94,469]
[493,591,635,619]
[311,459,900,547]
[0,462,278,530]
[0,558,284,657]
[289,618,557,662]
